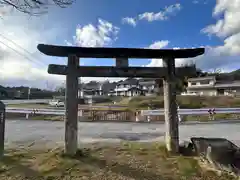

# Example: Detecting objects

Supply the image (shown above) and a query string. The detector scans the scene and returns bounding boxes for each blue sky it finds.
[37,0,238,71]
[0,0,240,88]
[48,0,218,67]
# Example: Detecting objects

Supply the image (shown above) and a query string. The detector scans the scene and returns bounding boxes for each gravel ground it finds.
[4,119,240,149]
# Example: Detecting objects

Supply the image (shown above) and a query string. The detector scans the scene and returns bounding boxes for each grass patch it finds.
[184,113,240,121]
[125,96,240,110]
[30,115,64,121]
[0,142,236,180]
[118,97,132,105]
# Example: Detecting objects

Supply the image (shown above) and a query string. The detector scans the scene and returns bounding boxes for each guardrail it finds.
[6,107,240,116]
[141,108,240,116]
[4,107,240,122]
[139,108,240,122]
[6,107,64,115]
[2,99,51,105]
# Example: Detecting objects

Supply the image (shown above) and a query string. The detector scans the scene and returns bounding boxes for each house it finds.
[185,76,240,96]
[113,78,146,96]
[138,78,158,96]
[77,78,158,98]
[78,82,103,97]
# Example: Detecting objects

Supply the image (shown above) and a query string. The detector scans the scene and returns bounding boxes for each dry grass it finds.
[118,97,132,105]
[0,142,237,180]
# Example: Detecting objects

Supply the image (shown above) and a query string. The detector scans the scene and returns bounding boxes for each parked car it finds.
[181,92,197,96]
[49,99,65,107]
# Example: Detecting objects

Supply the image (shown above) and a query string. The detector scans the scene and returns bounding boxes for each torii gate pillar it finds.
[163,57,179,153]
[65,55,79,155]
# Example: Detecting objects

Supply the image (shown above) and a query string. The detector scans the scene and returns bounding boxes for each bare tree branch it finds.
[0,0,74,15]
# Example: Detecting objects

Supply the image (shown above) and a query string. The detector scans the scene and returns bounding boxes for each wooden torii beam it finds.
[47,65,196,78]
[37,44,204,155]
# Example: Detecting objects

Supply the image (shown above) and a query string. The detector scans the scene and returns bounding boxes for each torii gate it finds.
[37,44,204,155]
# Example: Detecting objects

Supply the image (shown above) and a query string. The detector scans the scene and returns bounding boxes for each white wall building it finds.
[186,76,240,96]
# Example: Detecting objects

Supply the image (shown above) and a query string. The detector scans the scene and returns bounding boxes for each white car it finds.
[181,92,197,96]
[49,99,65,107]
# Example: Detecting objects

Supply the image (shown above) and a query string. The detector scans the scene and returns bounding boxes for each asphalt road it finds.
[5,120,240,149]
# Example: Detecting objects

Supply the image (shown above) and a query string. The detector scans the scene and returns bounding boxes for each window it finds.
[200,80,210,85]
[191,82,196,85]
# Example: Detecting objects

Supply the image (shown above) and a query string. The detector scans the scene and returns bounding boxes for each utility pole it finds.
[78,77,84,98]
[28,87,31,99]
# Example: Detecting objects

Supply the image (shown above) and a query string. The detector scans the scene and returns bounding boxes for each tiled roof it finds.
[117,78,138,85]
[138,79,155,86]
[188,76,216,81]
[187,81,240,89]
[215,81,240,88]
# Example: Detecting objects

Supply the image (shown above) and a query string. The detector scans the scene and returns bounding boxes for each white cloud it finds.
[0,60,62,88]
[138,3,181,22]
[66,19,123,83]
[121,3,182,26]
[197,0,240,71]
[148,40,169,49]
[72,19,119,47]
[122,17,137,27]
[80,77,124,83]
[147,1,240,72]
[0,12,65,89]
[147,40,169,67]
[0,15,122,88]
[192,0,208,5]
[146,41,203,68]
[202,0,240,38]
[139,12,166,22]
[193,0,199,4]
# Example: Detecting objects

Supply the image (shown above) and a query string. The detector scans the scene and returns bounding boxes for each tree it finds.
[0,0,74,15]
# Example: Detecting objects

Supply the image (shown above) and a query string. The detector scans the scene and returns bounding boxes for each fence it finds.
[140,108,240,122]
[80,109,134,122]
[5,107,240,122]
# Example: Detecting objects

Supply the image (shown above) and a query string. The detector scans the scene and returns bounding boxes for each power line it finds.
[0,34,37,57]
[0,39,45,67]
[0,33,46,67]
